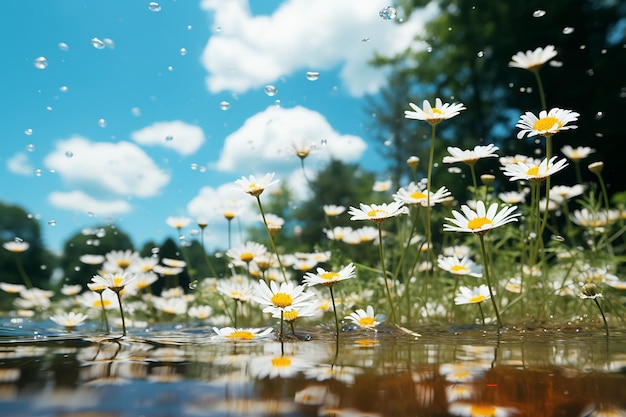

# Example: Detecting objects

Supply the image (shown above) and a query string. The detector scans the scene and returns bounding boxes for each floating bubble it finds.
[165,135,173,142]
[305,71,320,81]
[190,163,198,170]
[98,118,106,128]
[131,107,141,117]
[562,27,575,35]
[167,65,173,71]
[48,220,56,226]
[35,169,42,177]
[219,100,231,110]
[74,266,81,272]
[25,128,33,136]
[361,37,370,42]
[148,1,161,12]
[33,57,48,70]
[264,85,277,96]
[103,38,115,49]
[60,85,68,93]
[321,138,328,146]
[379,6,397,20]
[26,144,35,152]
[65,151,73,158]
[179,47,187,56]
[477,50,484,58]
[533,10,546,18]
[595,111,604,120]
[46,106,53,111]
[91,38,106,49]
[58,42,69,51]
[188,280,198,290]
[187,25,192,30]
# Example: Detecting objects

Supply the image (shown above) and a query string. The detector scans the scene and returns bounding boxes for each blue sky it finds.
[0,0,435,253]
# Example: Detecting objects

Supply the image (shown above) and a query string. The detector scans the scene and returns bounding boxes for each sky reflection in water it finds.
[1,321,626,416]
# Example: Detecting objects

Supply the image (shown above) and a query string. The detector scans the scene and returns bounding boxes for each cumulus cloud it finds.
[43,136,170,198]
[214,105,367,173]
[48,190,132,217]
[131,121,205,156]
[200,0,435,96]
[6,153,34,176]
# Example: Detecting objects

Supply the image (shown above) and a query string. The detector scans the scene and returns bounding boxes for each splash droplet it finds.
[98,118,106,128]
[306,71,320,81]
[91,38,106,49]
[26,144,35,152]
[165,135,173,142]
[533,10,546,18]
[562,27,575,35]
[48,220,56,227]
[179,47,187,56]
[321,138,328,146]
[24,128,33,136]
[264,85,277,96]
[477,50,484,58]
[595,111,604,120]
[148,2,161,12]
[35,169,42,177]
[379,6,397,20]
[219,100,231,110]
[188,280,198,290]
[60,85,69,93]
[65,151,73,158]
[58,42,69,51]
[190,163,198,170]
[33,57,48,70]
[131,107,141,117]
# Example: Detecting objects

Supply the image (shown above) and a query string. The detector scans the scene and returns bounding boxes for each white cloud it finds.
[214,105,367,173]
[6,153,34,176]
[48,190,132,217]
[131,121,205,156]
[200,0,435,96]
[43,136,170,198]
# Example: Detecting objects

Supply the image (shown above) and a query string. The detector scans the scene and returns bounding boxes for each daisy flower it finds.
[303,263,356,288]
[103,249,140,271]
[188,305,213,320]
[449,402,516,417]
[91,272,135,294]
[77,290,117,310]
[50,311,89,328]
[345,305,384,329]
[373,179,392,192]
[252,280,314,313]
[2,240,29,253]
[234,172,278,197]
[442,144,499,165]
[348,201,408,224]
[502,156,568,183]
[249,353,313,379]
[516,108,580,139]
[393,183,452,207]
[404,98,466,125]
[437,256,482,277]
[509,45,558,70]
[579,283,603,300]
[443,201,520,235]
[0,283,26,294]
[166,215,192,230]
[79,254,105,265]
[221,200,245,220]
[550,184,585,203]
[226,241,268,265]
[270,302,320,322]
[323,204,346,217]
[213,327,274,341]
[561,145,595,162]
[498,191,527,204]
[454,285,491,305]
[217,276,254,302]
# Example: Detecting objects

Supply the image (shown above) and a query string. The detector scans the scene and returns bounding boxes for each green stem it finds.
[377,223,398,324]
[478,234,502,328]
[116,291,127,336]
[532,69,548,111]
[593,298,609,338]
[15,257,33,289]
[329,286,340,340]
[99,292,110,334]
[255,196,288,282]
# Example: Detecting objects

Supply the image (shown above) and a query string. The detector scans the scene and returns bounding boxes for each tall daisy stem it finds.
[377,224,398,324]
[329,286,340,340]
[255,196,288,282]
[478,234,502,328]
[116,292,127,336]
[593,298,609,338]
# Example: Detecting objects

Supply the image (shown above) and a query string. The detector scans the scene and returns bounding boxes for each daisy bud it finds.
[480,174,496,186]
[407,156,420,171]
[588,161,604,175]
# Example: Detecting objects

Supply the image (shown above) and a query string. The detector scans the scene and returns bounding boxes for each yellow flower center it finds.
[240,252,254,263]
[226,331,255,340]
[467,217,493,230]
[410,191,427,200]
[450,265,469,273]
[283,310,299,321]
[533,116,562,132]
[223,211,235,219]
[470,404,496,416]
[526,166,540,176]
[355,339,379,346]
[469,295,486,303]
[432,108,444,114]
[117,260,131,269]
[113,276,124,287]
[320,272,339,281]
[271,357,292,368]
[271,293,293,308]
[230,291,244,299]
[359,317,376,326]
[94,299,112,308]
[367,209,387,217]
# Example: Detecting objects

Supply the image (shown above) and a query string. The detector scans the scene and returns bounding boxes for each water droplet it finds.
[103,38,115,49]
[60,85,69,93]
[46,106,53,111]
[167,65,173,71]
[321,138,328,146]
[91,38,106,49]
[187,25,193,30]
[190,163,198,170]
[379,6,397,20]
[65,151,73,158]
[24,128,33,136]
[477,50,484,58]
[165,135,173,142]
[384,140,392,146]
[88,211,96,217]
[58,42,69,51]
[219,100,231,111]
[74,266,81,272]
[552,235,565,242]
[148,1,161,12]
[40,265,47,270]
[131,107,142,117]
[264,85,277,96]
[361,37,370,42]
[595,111,604,120]
[33,57,48,70]
[98,118,106,128]
[305,71,320,81]
[48,220,56,226]
[188,280,198,290]
[35,169,42,177]
[562,27,575,35]
[533,10,546,18]
[426,46,433,53]
[179,47,187,56]
[26,144,35,152]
